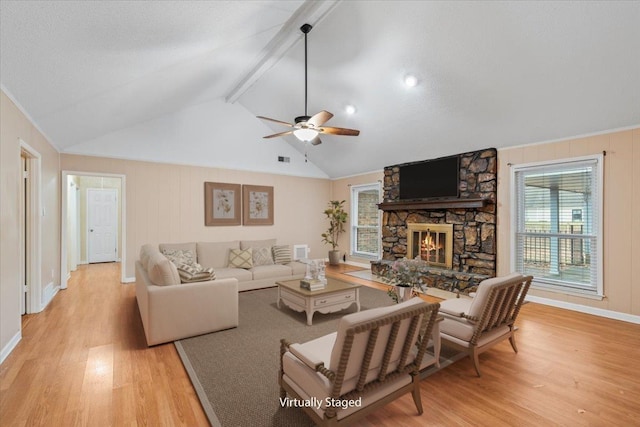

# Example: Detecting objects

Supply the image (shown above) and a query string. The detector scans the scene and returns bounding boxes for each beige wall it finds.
[497,128,640,316]
[1,90,61,357]
[331,171,385,265]
[60,154,332,279]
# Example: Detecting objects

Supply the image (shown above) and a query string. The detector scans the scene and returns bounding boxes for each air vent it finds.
[278,156,290,163]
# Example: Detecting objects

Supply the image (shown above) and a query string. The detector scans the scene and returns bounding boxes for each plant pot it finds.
[328,250,341,265]
[396,285,413,303]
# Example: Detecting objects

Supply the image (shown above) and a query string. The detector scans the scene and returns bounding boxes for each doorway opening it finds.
[61,172,126,288]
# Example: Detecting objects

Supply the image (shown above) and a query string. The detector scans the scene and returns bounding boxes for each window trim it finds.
[350,182,381,259]
[510,154,604,297]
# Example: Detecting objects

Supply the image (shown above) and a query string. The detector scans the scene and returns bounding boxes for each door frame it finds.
[60,171,127,288]
[86,187,118,263]
[19,139,42,314]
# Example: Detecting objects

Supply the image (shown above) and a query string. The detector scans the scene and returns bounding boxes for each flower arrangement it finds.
[380,257,429,303]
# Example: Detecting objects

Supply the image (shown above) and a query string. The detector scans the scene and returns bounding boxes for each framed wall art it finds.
[204,182,241,226]
[243,185,274,225]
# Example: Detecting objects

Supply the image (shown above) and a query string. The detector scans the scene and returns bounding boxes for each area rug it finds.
[175,286,462,427]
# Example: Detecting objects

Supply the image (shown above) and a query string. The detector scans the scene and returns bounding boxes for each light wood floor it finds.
[1,263,639,426]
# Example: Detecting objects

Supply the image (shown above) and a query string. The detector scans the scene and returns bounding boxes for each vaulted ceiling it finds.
[2,1,639,179]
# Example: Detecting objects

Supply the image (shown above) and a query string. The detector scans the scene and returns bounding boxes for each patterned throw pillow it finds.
[228,248,253,269]
[252,246,274,266]
[176,262,216,283]
[272,245,292,264]
[162,248,197,266]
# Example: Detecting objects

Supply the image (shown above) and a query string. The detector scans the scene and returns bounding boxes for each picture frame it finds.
[204,182,241,226]
[243,185,274,225]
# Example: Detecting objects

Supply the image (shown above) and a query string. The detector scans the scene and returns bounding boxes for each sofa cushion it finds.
[240,239,276,250]
[162,248,197,267]
[250,264,292,280]
[139,244,158,271]
[147,252,181,286]
[197,241,240,268]
[287,261,307,276]
[228,248,253,268]
[272,245,292,264]
[252,246,274,266]
[213,267,253,282]
[159,242,197,255]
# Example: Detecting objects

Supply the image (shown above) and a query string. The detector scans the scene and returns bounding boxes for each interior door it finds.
[87,188,118,263]
[19,155,28,314]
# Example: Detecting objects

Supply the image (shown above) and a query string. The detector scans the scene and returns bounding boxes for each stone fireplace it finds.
[407,223,453,269]
[372,148,498,294]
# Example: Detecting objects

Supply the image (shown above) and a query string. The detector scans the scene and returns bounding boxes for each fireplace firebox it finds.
[406,223,453,269]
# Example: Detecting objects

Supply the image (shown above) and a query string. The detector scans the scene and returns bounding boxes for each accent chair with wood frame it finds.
[437,273,532,376]
[279,297,440,426]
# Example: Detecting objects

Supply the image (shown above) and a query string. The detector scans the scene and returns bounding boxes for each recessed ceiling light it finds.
[404,74,418,87]
[345,105,356,115]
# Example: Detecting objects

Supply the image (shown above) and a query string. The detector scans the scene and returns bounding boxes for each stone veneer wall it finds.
[382,148,497,277]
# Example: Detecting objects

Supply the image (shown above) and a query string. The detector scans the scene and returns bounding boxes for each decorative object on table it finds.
[321,200,348,265]
[303,259,327,287]
[242,185,274,225]
[380,257,429,303]
[204,182,241,226]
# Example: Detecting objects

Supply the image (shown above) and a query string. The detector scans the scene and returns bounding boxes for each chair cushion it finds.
[438,297,472,317]
[468,273,523,319]
[197,241,240,268]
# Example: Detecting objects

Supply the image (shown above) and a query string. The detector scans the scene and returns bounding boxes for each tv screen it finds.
[399,155,460,200]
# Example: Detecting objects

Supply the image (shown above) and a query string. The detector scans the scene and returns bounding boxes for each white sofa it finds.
[158,239,307,292]
[136,244,239,346]
[135,239,306,346]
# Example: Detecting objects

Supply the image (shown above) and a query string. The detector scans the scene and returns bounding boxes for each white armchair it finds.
[279,297,440,426]
[438,273,532,376]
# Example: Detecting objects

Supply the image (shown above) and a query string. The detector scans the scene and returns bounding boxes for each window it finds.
[511,155,603,296]
[350,183,381,258]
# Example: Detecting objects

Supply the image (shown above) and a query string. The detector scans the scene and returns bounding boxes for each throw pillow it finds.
[162,248,196,266]
[252,246,274,266]
[272,245,292,264]
[176,263,216,283]
[228,248,253,269]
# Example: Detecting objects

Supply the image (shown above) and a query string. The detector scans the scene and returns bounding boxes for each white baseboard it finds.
[526,295,640,325]
[122,276,135,284]
[40,282,59,311]
[1,331,22,365]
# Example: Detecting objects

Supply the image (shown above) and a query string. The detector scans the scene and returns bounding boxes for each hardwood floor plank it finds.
[1,262,639,426]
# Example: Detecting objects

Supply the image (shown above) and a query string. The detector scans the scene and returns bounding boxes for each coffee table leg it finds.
[306,310,313,326]
[355,289,361,312]
[277,286,281,309]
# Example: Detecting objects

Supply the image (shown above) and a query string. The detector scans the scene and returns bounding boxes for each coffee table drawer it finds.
[314,291,355,307]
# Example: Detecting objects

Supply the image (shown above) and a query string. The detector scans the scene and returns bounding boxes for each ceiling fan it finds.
[257,23,360,146]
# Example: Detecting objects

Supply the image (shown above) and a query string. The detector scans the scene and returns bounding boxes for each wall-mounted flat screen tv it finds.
[399,155,460,200]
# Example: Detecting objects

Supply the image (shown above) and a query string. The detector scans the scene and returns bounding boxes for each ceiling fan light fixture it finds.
[294,128,319,142]
[345,104,356,115]
[404,74,418,87]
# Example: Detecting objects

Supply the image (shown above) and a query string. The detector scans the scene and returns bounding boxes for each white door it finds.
[87,188,118,263]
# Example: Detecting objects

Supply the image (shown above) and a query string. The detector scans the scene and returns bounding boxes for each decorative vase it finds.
[328,250,341,265]
[396,284,413,303]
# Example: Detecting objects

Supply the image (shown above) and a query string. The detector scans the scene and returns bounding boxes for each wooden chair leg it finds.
[509,334,518,353]
[411,376,424,415]
[471,348,482,377]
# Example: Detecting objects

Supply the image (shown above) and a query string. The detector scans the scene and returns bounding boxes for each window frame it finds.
[510,154,604,298]
[350,182,381,259]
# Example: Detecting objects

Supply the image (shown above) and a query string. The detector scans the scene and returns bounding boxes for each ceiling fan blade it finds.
[310,136,322,145]
[263,130,294,139]
[318,126,360,136]
[307,110,333,127]
[256,116,294,127]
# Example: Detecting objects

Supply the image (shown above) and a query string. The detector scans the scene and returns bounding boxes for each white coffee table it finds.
[276,277,361,326]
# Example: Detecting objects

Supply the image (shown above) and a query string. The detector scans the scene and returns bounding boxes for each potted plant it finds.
[321,200,348,265]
